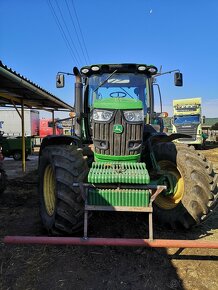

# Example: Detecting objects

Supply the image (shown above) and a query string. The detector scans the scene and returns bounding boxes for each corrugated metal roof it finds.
[0,60,74,111]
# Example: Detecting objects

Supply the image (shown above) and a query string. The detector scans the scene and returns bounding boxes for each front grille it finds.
[92,110,143,156]
[175,124,198,141]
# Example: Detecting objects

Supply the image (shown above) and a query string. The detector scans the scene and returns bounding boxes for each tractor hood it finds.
[93,98,143,110]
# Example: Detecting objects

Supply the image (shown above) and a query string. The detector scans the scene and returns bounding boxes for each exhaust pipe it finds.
[73,67,83,137]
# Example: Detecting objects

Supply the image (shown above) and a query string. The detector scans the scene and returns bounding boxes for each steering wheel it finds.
[110,91,127,98]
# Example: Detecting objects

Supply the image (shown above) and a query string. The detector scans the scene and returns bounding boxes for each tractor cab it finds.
[81,65,151,113]
[79,64,158,160]
[81,63,157,117]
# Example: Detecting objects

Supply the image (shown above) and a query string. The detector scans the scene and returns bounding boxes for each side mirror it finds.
[56,74,65,88]
[174,72,183,86]
[202,115,206,124]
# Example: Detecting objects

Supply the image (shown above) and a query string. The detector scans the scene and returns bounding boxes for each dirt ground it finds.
[0,146,218,290]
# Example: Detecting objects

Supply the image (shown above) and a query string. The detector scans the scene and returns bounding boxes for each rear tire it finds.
[151,142,218,229]
[39,145,89,235]
[13,151,22,161]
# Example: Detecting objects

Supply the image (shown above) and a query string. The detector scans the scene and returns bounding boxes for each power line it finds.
[54,0,83,65]
[70,0,91,64]
[47,0,91,66]
[64,0,89,65]
[47,0,80,66]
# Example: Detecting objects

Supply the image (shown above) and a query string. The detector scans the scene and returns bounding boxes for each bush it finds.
[211,122,218,130]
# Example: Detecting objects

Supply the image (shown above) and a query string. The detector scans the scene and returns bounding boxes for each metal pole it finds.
[52,111,55,135]
[21,99,26,172]
[3,236,218,249]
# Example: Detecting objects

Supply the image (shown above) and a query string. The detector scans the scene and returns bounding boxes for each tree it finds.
[211,122,218,130]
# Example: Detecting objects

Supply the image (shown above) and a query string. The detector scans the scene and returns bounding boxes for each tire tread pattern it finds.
[39,145,89,235]
[152,142,218,229]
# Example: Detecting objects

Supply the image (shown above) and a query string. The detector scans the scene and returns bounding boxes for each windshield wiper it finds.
[94,69,118,92]
[120,87,134,98]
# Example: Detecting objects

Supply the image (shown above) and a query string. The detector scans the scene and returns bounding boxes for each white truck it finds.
[0,109,39,136]
[171,98,205,148]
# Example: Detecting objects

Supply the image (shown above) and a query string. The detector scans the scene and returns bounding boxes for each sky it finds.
[0,0,218,118]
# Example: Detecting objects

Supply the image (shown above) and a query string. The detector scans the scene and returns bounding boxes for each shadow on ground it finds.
[0,152,217,290]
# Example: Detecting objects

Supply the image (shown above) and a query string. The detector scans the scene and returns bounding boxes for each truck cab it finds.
[171,98,204,147]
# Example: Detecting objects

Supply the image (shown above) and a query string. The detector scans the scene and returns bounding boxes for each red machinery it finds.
[39,119,63,137]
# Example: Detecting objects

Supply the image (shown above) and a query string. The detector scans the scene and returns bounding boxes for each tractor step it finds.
[72,183,166,241]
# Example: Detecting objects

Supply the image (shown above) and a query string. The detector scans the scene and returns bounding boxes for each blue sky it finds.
[0,0,218,117]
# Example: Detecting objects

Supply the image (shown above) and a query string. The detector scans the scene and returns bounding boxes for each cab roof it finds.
[80,63,158,77]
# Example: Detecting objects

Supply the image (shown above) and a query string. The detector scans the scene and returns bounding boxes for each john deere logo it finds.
[113,124,123,134]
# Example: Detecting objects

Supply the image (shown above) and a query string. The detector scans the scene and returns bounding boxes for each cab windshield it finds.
[87,73,147,112]
[174,115,200,125]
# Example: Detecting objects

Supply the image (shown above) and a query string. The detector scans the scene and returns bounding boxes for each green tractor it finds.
[38,64,218,237]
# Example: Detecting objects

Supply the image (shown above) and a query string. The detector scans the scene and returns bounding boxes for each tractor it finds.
[38,64,218,238]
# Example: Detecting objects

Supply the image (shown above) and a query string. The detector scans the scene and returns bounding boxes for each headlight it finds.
[147,66,158,74]
[91,65,100,72]
[138,65,147,71]
[123,110,144,122]
[81,68,89,74]
[92,109,113,122]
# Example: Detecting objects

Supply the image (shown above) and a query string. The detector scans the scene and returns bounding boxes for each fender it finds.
[144,133,192,171]
[39,135,82,157]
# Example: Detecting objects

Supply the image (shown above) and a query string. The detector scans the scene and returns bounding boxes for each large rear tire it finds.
[151,142,218,229]
[39,145,89,235]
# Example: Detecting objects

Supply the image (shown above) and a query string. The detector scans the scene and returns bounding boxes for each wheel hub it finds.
[155,160,184,210]
[43,165,56,216]
[159,173,178,196]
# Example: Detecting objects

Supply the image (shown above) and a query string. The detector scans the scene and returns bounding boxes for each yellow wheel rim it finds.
[43,164,56,216]
[155,160,184,210]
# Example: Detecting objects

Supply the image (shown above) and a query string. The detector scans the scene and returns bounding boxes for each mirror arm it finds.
[57,71,74,76]
[155,69,180,77]
[153,83,162,113]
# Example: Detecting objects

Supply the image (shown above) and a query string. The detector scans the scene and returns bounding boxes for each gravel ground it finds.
[0,147,217,290]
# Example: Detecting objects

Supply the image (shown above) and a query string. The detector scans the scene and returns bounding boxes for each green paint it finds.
[150,173,179,197]
[87,161,151,207]
[88,189,150,207]
[94,152,140,162]
[93,98,143,110]
[158,174,178,196]
[88,162,150,184]
[113,124,123,134]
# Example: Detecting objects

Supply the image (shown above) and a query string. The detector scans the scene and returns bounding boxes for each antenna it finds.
[159,65,162,74]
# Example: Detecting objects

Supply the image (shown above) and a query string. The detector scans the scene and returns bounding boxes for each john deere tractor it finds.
[38,64,218,236]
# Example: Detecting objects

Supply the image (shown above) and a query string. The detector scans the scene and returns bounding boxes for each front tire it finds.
[39,145,89,235]
[151,142,218,229]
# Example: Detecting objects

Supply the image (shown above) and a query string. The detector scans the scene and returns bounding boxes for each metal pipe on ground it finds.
[3,236,218,249]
